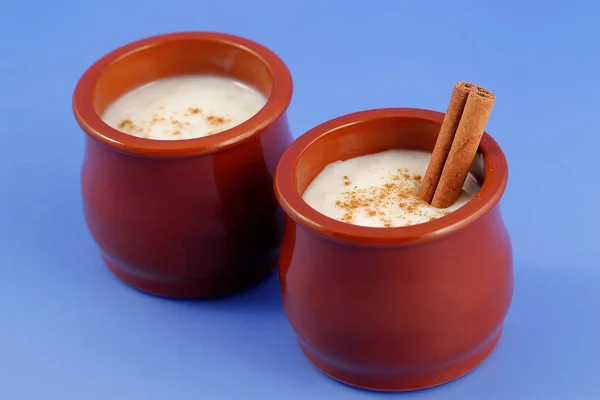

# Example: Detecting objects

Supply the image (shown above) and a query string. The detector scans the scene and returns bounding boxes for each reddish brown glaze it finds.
[73,32,293,298]
[274,108,512,391]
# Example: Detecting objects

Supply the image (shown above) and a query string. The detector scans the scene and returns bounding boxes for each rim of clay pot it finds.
[274,108,508,245]
[72,31,293,157]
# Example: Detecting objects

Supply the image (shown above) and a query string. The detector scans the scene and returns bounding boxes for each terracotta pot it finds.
[73,32,293,298]
[274,108,512,391]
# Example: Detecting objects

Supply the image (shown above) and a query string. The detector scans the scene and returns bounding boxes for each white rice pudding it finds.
[102,75,267,140]
[302,150,480,228]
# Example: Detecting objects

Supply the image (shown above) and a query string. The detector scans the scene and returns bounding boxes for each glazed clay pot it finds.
[274,108,512,391]
[73,32,293,298]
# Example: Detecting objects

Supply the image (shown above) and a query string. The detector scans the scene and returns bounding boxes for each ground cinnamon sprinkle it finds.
[206,115,229,125]
[118,119,134,130]
[169,117,184,129]
[115,107,235,138]
[334,171,450,226]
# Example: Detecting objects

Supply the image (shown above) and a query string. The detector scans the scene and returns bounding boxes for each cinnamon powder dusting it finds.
[334,172,449,226]
[118,119,134,130]
[116,107,232,138]
[206,115,230,126]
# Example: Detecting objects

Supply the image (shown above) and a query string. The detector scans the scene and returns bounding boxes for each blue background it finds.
[1,0,599,399]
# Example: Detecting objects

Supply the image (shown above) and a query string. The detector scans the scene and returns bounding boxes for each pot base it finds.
[102,254,276,298]
[298,327,503,392]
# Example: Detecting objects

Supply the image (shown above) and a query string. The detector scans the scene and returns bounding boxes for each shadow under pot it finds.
[73,32,293,298]
[274,108,513,391]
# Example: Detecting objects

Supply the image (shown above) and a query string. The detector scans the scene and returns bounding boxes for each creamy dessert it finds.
[102,75,267,140]
[302,149,480,227]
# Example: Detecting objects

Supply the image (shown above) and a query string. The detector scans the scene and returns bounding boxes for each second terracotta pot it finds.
[73,32,293,298]
[274,108,513,391]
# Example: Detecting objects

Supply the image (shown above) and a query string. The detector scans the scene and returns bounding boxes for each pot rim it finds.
[72,31,293,158]
[274,108,508,245]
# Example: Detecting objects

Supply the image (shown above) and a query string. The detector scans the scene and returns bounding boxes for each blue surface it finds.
[1,0,599,399]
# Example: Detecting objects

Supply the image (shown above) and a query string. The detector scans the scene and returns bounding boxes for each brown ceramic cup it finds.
[274,108,512,391]
[73,32,293,298]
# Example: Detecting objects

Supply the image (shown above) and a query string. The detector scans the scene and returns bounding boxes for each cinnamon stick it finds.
[430,86,495,208]
[419,82,475,203]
